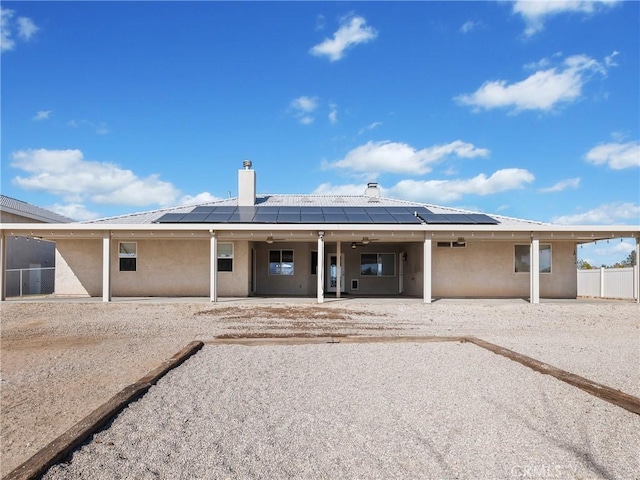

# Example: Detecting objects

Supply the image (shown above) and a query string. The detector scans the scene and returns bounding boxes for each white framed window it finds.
[218,243,233,272]
[514,244,552,273]
[360,253,395,277]
[269,249,294,275]
[119,242,137,272]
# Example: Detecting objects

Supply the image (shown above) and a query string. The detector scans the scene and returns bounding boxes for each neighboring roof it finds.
[84,194,545,227]
[0,195,75,223]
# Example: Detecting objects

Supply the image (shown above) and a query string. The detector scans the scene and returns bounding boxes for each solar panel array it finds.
[155,206,499,225]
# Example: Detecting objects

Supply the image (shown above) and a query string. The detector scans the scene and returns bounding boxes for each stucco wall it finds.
[55,239,251,297]
[56,240,102,296]
[54,238,577,299]
[431,240,577,298]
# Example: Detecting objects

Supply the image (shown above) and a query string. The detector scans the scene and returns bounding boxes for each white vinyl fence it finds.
[577,266,638,300]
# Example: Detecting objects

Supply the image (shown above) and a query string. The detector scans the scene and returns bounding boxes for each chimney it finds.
[365,182,380,198]
[238,160,256,206]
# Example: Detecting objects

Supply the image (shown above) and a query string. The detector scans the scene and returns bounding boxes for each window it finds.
[437,241,466,248]
[360,253,395,276]
[119,242,137,272]
[269,249,294,275]
[311,251,318,275]
[218,243,233,272]
[515,244,552,273]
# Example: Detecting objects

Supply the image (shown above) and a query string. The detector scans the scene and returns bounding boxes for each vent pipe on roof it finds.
[365,182,380,198]
[238,160,256,206]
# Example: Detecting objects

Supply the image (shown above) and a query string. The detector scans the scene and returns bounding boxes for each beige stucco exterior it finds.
[53,238,579,299]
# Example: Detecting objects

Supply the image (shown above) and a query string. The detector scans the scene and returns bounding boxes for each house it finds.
[0,195,74,296]
[1,162,638,303]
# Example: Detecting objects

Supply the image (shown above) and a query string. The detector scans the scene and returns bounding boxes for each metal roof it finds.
[0,195,75,223]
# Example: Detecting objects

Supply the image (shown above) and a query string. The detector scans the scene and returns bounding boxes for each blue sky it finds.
[1,1,638,266]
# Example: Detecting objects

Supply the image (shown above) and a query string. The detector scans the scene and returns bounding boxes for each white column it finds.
[317,232,325,303]
[635,237,639,303]
[210,233,218,302]
[0,232,6,301]
[336,241,341,299]
[599,266,606,299]
[423,236,432,303]
[102,232,111,302]
[530,238,540,304]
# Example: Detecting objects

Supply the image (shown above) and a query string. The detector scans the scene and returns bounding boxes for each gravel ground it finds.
[1,298,639,477]
[43,343,639,479]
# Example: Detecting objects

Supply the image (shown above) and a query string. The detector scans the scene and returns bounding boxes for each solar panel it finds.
[191,206,216,214]
[253,212,278,223]
[155,213,187,223]
[181,213,211,222]
[154,204,499,225]
[301,213,325,223]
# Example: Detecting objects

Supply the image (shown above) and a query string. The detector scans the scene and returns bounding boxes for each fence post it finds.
[599,267,605,299]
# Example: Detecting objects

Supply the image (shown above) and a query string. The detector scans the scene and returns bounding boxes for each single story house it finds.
[0,195,74,296]
[1,162,638,303]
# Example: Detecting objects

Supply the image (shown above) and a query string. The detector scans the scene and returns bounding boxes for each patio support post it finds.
[102,231,111,302]
[530,237,540,304]
[423,235,432,303]
[336,240,341,299]
[210,231,218,303]
[635,237,639,304]
[317,231,324,303]
[0,232,6,301]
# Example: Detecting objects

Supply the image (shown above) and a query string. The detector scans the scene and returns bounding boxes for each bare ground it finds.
[1,299,638,477]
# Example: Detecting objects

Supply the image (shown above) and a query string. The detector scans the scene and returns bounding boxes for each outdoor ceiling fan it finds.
[265,235,288,244]
[351,236,378,248]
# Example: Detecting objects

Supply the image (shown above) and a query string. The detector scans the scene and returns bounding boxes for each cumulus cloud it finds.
[512,0,620,37]
[585,141,640,169]
[552,202,640,224]
[10,149,218,217]
[310,15,377,62]
[32,110,52,121]
[1,8,38,53]
[49,203,100,221]
[324,140,490,178]
[387,169,535,202]
[538,177,581,193]
[455,54,606,113]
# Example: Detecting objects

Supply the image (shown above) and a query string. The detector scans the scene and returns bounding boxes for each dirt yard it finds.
[1,298,638,476]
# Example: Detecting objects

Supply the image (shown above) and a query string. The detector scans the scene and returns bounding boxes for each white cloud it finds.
[290,96,319,125]
[552,202,640,224]
[310,15,378,62]
[455,54,606,112]
[1,8,38,53]
[604,50,619,67]
[358,121,382,135]
[178,192,221,206]
[10,148,188,208]
[49,203,100,221]
[585,141,640,169]
[460,20,482,34]
[312,183,366,196]
[32,110,52,121]
[328,103,338,125]
[512,0,619,37]
[539,177,581,193]
[16,16,38,40]
[387,168,535,202]
[67,118,110,135]
[324,140,490,178]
